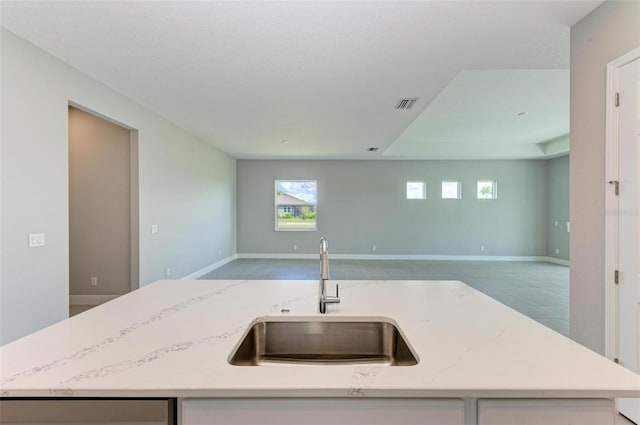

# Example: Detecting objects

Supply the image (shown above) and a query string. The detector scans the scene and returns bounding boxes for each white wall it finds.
[546,155,569,262]
[570,0,640,354]
[0,29,237,345]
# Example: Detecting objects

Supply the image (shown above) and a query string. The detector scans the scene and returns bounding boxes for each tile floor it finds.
[202,259,570,336]
[71,260,569,335]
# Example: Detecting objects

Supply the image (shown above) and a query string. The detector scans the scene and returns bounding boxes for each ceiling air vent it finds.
[395,98,419,110]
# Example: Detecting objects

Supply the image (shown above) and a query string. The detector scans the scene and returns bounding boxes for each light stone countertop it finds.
[1,279,639,398]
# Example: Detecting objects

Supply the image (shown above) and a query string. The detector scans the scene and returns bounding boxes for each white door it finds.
[613,54,640,423]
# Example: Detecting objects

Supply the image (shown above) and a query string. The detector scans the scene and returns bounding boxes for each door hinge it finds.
[614,357,620,364]
[608,180,619,195]
[615,92,620,107]
[615,270,619,284]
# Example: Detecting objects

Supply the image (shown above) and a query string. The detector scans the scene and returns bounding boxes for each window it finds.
[406,181,426,199]
[477,180,497,199]
[275,180,317,231]
[441,180,461,199]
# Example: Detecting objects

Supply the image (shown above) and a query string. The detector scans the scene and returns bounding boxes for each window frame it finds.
[476,179,497,200]
[274,180,318,232]
[406,180,427,200]
[441,180,462,200]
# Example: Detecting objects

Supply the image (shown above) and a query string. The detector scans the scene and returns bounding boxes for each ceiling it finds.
[0,1,602,160]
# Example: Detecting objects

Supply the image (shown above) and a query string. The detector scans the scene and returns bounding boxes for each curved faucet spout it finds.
[320,237,329,279]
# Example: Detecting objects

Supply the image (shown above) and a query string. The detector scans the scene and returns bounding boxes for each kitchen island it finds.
[1,279,639,424]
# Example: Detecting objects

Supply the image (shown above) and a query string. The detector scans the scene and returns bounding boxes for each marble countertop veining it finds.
[1,279,639,398]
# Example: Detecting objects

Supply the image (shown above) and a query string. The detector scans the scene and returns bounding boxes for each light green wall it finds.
[547,155,570,261]
[238,159,550,256]
[0,29,237,345]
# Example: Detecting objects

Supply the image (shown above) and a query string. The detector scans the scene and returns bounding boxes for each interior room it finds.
[1,1,639,424]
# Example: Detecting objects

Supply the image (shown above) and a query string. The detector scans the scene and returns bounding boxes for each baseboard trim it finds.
[543,256,570,266]
[237,253,566,263]
[181,254,238,280]
[69,294,120,305]
[238,253,318,260]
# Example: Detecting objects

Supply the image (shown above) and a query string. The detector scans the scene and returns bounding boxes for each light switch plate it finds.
[28,233,45,248]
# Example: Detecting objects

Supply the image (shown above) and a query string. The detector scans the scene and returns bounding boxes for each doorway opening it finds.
[68,105,139,316]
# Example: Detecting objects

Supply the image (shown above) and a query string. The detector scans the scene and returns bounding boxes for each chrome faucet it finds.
[319,237,340,313]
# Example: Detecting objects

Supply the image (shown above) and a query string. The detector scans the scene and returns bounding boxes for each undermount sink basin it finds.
[228,316,419,366]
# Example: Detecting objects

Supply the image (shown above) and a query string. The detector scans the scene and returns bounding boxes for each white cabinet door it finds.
[478,399,615,425]
[615,54,640,425]
[181,398,465,425]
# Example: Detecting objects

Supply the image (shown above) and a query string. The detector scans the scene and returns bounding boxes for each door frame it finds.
[68,101,140,296]
[604,46,640,361]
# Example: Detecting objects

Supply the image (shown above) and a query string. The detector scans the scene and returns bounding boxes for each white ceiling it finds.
[386,69,570,159]
[0,1,602,160]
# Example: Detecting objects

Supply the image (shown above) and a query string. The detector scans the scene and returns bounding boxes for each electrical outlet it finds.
[555,249,560,255]
[480,246,485,252]
[372,245,377,251]
[91,277,98,286]
[293,244,297,251]
[166,268,171,277]
[151,224,158,234]
[218,249,222,257]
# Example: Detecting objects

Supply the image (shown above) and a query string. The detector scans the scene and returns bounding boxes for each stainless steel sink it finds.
[228,317,419,366]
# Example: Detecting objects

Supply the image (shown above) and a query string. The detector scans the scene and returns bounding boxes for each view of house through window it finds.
[477,180,497,199]
[275,180,317,231]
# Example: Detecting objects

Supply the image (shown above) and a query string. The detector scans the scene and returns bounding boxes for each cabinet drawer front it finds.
[182,398,464,425]
[0,399,170,424]
[478,399,614,425]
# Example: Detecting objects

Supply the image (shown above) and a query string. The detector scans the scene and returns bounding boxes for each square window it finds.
[477,180,497,199]
[442,180,461,199]
[406,181,426,199]
[275,180,317,231]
